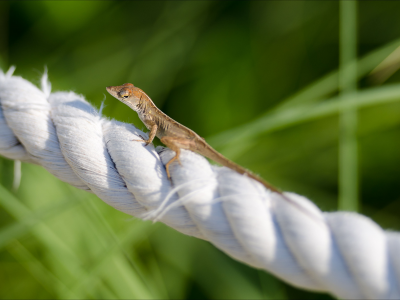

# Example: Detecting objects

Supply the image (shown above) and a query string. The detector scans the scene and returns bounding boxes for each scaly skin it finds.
[106,83,282,194]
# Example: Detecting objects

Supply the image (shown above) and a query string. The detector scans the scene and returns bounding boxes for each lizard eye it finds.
[119,91,129,99]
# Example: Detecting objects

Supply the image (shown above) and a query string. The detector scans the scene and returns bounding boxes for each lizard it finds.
[106,83,284,195]
[107,83,324,224]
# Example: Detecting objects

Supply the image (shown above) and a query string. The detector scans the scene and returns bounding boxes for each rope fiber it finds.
[0,68,399,299]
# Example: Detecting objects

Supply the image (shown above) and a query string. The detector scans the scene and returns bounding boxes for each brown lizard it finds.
[106,83,284,195]
[107,83,324,224]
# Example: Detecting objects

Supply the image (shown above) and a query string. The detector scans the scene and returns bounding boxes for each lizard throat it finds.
[121,99,140,112]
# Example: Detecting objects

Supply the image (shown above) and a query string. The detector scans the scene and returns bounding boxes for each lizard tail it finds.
[196,143,283,194]
[196,142,325,225]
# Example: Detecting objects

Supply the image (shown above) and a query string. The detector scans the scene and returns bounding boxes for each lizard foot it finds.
[132,135,151,146]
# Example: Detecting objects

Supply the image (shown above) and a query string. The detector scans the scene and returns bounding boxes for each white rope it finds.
[0,68,399,299]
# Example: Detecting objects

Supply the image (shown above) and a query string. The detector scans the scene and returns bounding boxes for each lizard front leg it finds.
[133,124,158,146]
[160,136,196,178]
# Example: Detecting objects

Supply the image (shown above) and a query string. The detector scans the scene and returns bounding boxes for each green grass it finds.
[339,0,358,211]
[1,1,400,299]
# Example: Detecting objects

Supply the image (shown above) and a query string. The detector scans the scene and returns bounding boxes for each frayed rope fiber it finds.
[1,68,400,299]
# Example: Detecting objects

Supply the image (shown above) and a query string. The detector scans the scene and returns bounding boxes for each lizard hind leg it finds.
[160,136,196,178]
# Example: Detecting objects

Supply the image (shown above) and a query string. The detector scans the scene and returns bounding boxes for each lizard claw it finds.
[132,135,151,146]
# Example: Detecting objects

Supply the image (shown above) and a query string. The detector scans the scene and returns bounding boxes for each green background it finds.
[0,1,400,299]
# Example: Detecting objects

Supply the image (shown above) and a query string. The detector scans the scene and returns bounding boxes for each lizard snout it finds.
[106,86,117,94]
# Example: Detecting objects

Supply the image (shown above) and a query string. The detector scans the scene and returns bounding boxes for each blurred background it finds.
[0,1,400,299]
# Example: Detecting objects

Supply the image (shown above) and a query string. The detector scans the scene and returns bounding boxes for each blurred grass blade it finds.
[213,84,400,159]
[339,0,358,211]
[68,221,155,297]
[12,160,21,192]
[276,37,400,111]
[77,198,157,299]
[0,183,80,259]
[7,240,77,299]
[0,195,79,249]
[0,184,117,298]
[208,37,400,148]
[369,45,400,84]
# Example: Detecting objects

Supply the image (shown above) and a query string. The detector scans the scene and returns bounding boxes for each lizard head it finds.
[106,83,143,111]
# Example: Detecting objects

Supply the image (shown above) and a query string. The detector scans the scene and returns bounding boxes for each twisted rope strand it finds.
[0,68,399,299]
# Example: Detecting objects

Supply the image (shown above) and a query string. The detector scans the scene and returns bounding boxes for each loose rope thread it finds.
[0,68,399,299]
